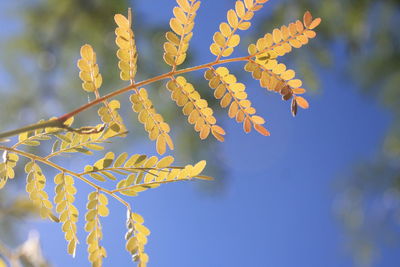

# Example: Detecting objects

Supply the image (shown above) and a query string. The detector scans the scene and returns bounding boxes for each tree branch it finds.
[0,56,251,140]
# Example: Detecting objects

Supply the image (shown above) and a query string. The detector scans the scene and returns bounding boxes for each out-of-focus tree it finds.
[256,0,400,265]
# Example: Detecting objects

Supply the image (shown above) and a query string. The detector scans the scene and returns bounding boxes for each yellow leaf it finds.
[238,21,251,30]
[219,22,231,37]
[287,79,302,88]
[170,18,184,35]
[227,9,238,28]
[156,135,166,155]
[272,29,282,43]
[235,1,246,18]
[80,44,94,60]
[309,17,322,29]
[114,14,129,28]
[228,34,240,47]
[251,115,265,124]
[191,160,207,177]
[157,156,175,168]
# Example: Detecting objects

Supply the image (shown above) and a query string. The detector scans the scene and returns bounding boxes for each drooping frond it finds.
[247,11,321,59]
[25,161,57,221]
[54,173,79,257]
[243,11,320,116]
[205,67,269,135]
[85,191,109,267]
[114,9,138,83]
[244,57,309,116]
[0,151,19,189]
[130,88,174,155]
[210,0,269,59]
[166,76,226,141]
[163,0,200,68]
[78,44,126,136]
[125,210,150,267]
[78,45,103,93]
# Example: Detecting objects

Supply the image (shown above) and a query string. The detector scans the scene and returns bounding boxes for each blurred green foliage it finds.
[263,0,400,265]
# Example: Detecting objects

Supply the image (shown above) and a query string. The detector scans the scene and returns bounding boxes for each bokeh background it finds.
[0,0,399,266]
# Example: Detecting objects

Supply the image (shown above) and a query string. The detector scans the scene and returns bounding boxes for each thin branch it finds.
[0,55,251,140]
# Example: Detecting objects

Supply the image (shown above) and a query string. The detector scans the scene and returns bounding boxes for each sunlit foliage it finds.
[0,0,320,266]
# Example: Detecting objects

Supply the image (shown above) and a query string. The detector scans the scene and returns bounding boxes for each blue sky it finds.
[1,0,398,267]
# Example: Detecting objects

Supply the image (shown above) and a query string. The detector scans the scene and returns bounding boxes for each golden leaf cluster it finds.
[163,0,200,67]
[85,191,109,267]
[78,45,103,93]
[205,67,270,135]
[210,0,269,58]
[130,88,174,155]
[25,161,54,219]
[115,10,137,82]
[54,173,79,257]
[0,3,323,266]
[125,211,150,267]
[166,77,226,141]
[244,59,309,116]
[78,45,126,136]
[0,152,19,189]
[248,11,320,59]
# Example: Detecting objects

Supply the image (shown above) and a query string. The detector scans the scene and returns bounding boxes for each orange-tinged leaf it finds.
[212,131,225,142]
[243,117,252,133]
[244,0,254,9]
[254,124,270,136]
[304,30,316,38]
[303,11,313,27]
[292,88,306,94]
[309,17,321,29]
[211,125,226,135]
[199,125,211,140]
[295,96,309,109]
